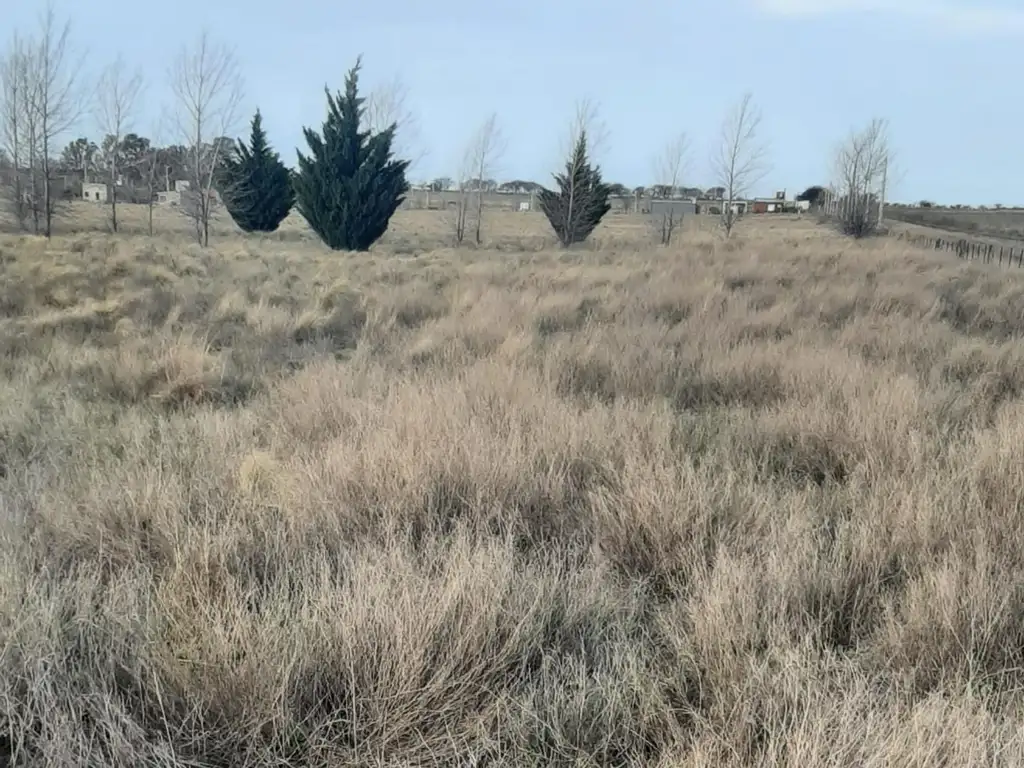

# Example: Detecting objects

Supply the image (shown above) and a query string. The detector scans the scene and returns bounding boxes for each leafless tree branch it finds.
[95,54,143,232]
[560,97,609,163]
[446,115,506,247]
[711,92,770,237]
[467,114,506,245]
[828,117,892,237]
[0,33,32,231]
[170,29,245,246]
[649,131,693,244]
[652,132,691,194]
[15,2,88,237]
[362,73,426,172]
[448,154,472,246]
[138,109,169,237]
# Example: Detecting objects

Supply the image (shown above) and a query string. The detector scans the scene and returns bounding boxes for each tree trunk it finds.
[42,132,52,238]
[12,132,23,231]
[110,157,118,232]
[26,122,36,234]
[474,189,483,245]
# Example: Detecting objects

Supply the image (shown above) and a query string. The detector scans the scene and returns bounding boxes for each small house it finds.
[82,182,108,203]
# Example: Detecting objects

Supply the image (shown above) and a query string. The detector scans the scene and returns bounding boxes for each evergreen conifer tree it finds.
[293,58,410,251]
[217,110,295,233]
[538,131,611,247]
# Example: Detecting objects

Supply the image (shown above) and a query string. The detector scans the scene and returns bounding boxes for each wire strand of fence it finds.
[889,230,1024,268]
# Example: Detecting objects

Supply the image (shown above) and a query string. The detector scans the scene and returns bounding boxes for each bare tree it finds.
[467,114,507,245]
[0,34,32,230]
[829,117,892,238]
[559,97,610,163]
[170,30,244,246]
[649,131,692,245]
[711,92,769,237]
[21,44,43,234]
[27,2,86,237]
[362,74,425,173]
[94,54,143,233]
[448,151,472,246]
[471,115,506,245]
[137,111,168,237]
[446,114,506,246]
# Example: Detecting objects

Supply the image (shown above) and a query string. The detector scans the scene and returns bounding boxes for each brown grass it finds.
[4,209,1024,766]
[888,205,1024,244]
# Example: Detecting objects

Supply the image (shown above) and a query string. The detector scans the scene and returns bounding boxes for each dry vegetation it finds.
[888,205,1024,243]
[4,207,1024,766]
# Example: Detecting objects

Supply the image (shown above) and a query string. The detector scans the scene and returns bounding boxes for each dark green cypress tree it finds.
[293,58,410,252]
[217,110,295,233]
[538,131,611,247]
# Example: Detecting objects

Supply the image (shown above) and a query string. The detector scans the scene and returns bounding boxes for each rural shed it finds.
[649,200,696,218]
[82,182,108,203]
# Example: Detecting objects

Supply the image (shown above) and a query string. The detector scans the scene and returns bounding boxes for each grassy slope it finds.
[3,211,1024,766]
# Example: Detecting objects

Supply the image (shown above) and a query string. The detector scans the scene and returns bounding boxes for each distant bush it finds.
[798,185,827,207]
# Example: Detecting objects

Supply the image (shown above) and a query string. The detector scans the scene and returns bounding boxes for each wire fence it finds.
[891,230,1024,268]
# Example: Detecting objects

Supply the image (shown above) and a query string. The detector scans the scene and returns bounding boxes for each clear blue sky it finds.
[7,0,1023,205]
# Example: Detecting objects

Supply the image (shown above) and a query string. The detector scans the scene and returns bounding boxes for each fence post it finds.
[1000,246,1004,265]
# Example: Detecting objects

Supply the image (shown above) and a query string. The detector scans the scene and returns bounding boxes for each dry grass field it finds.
[4,204,1024,766]
[888,205,1024,243]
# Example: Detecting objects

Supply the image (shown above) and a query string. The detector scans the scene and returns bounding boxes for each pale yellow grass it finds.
[3,211,1024,766]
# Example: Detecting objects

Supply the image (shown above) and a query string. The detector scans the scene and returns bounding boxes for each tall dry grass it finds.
[3,212,1024,766]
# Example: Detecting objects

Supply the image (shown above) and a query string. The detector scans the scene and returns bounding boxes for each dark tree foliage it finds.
[293,58,410,252]
[797,185,827,206]
[538,131,611,247]
[217,110,295,233]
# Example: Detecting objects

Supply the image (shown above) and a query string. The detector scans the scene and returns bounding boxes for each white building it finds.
[82,182,108,203]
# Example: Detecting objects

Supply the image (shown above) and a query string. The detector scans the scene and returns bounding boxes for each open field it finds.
[5,210,1024,766]
[4,199,731,244]
[887,205,1024,243]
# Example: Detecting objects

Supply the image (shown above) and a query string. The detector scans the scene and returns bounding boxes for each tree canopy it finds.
[217,109,295,233]
[538,130,610,248]
[293,59,410,251]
